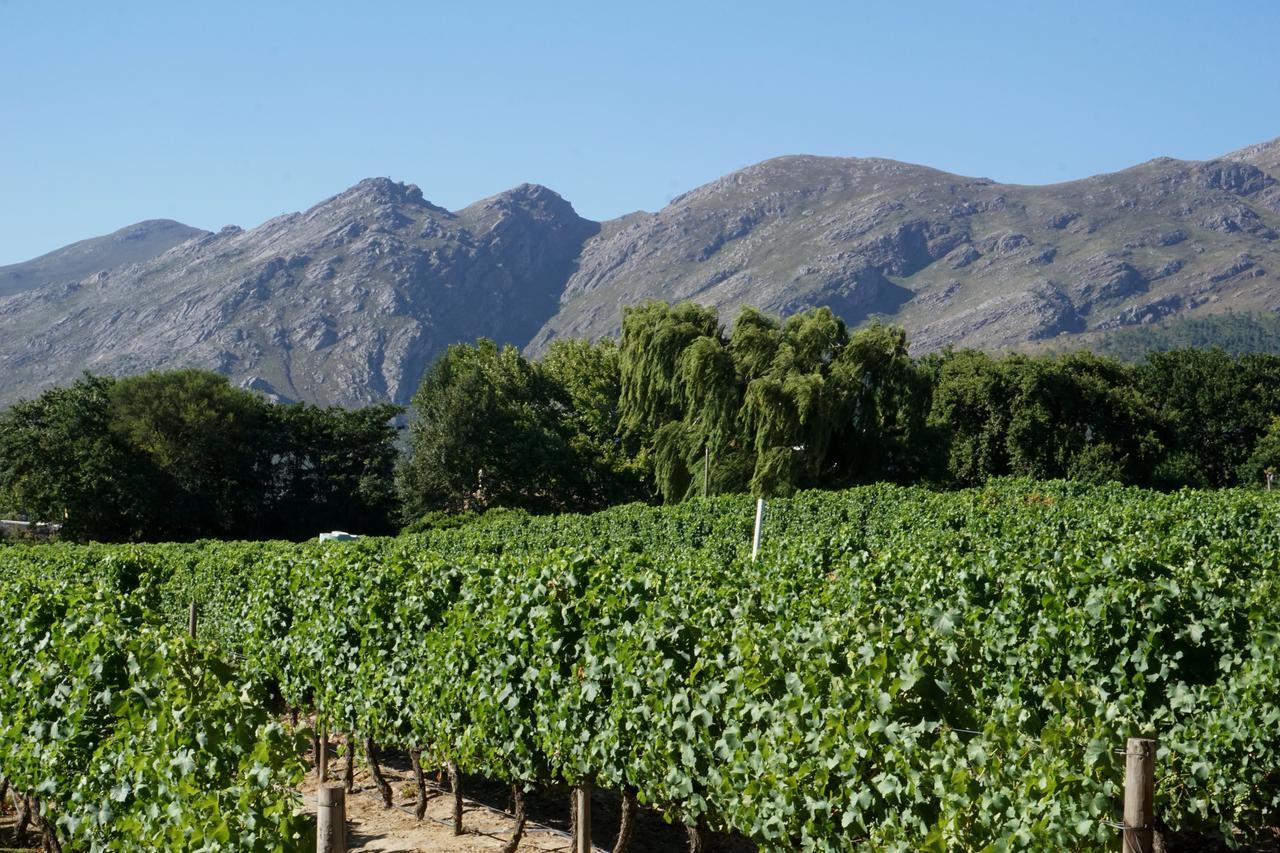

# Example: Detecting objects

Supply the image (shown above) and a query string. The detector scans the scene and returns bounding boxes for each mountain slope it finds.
[0,179,595,406]
[1,137,1279,408]
[0,219,208,299]
[530,141,1280,353]
[1228,137,1280,178]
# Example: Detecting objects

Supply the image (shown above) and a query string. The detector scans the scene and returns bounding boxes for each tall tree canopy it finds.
[109,369,274,538]
[12,304,1280,543]
[400,339,622,519]
[0,375,156,540]
[930,351,1163,486]
[1134,349,1280,487]
[617,302,934,501]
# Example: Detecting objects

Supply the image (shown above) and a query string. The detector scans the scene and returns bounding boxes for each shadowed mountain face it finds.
[1,138,1278,407]
[0,220,209,299]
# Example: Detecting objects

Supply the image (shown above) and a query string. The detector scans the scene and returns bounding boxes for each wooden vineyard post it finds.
[1122,737,1156,853]
[751,498,765,561]
[318,723,328,784]
[317,784,346,853]
[188,601,198,639]
[574,783,592,852]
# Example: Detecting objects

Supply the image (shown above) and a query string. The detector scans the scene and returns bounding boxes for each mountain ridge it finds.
[1,137,1278,407]
[0,219,209,299]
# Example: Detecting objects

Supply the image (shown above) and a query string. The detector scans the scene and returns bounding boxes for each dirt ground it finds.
[0,809,38,852]
[298,760,571,853]
[296,739,748,853]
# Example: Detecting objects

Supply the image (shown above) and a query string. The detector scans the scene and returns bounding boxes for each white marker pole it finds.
[751,497,765,561]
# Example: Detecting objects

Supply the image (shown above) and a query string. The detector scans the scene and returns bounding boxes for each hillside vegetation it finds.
[9,304,1280,544]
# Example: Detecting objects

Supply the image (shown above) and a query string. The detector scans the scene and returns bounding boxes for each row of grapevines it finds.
[4,480,1280,849]
[0,572,308,851]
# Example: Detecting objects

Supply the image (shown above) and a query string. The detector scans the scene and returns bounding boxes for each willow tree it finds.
[738,308,853,496]
[825,322,936,484]
[619,301,922,502]
[618,302,738,501]
[618,302,720,436]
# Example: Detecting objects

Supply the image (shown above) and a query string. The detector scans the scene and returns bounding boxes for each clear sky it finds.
[2,0,1278,265]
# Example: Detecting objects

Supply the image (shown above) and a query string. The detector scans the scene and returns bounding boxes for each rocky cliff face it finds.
[0,179,595,406]
[1,138,1278,408]
[530,141,1280,354]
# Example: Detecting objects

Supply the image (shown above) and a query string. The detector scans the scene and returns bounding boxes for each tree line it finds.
[4,302,1280,541]
[0,370,399,541]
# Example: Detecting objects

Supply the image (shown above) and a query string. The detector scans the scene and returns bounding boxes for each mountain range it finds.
[1,137,1278,407]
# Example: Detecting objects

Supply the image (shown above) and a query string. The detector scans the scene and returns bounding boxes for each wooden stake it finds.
[1123,737,1156,853]
[188,601,197,639]
[318,723,328,784]
[317,784,346,853]
[574,784,592,852]
[447,761,463,836]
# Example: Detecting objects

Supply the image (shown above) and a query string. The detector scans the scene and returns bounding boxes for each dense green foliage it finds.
[9,304,1280,540]
[398,338,645,518]
[1239,417,1280,488]
[1086,312,1280,362]
[5,481,1279,850]
[1133,350,1280,488]
[616,304,931,500]
[398,303,1280,524]
[0,570,307,850]
[929,350,1163,485]
[0,370,401,541]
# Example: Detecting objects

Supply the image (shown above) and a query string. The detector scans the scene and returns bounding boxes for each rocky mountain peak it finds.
[342,177,428,206]
[0,176,601,408]
[1227,136,1280,179]
[531,137,1280,355]
[462,183,579,220]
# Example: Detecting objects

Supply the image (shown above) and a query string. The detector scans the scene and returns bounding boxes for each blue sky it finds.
[2,0,1278,265]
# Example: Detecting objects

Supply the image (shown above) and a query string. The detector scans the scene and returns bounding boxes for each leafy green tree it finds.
[825,322,939,485]
[618,301,724,442]
[930,351,1162,486]
[399,339,591,517]
[1238,416,1280,488]
[1136,349,1280,487]
[1004,353,1162,484]
[266,402,402,537]
[539,338,648,506]
[927,351,1013,485]
[108,369,274,539]
[0,374,157,540]
[1,369,403,541]
[617,303,933,501]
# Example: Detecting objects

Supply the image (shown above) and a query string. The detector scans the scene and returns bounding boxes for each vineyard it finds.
[2,480,1280,850]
